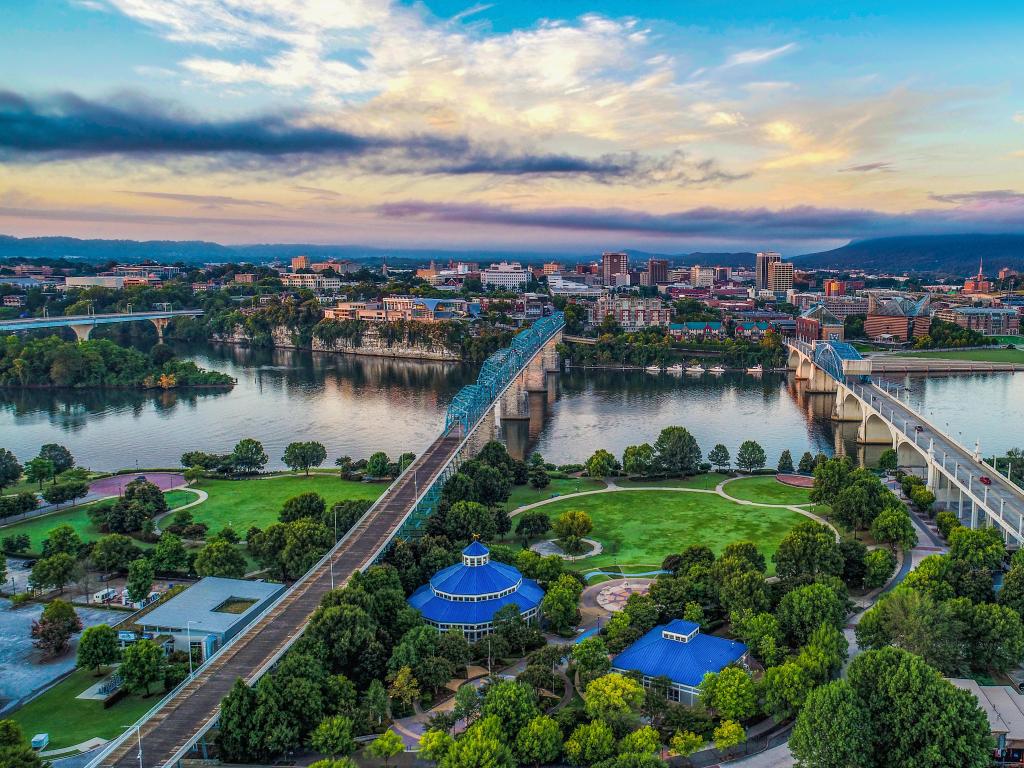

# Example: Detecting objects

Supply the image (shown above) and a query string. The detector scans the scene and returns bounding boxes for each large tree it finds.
[653,426,702,477]
[282,441,327,476]
[231,438,269,474]
[77,624,120,675]
[772,521,843,583]
[777,582,847,646]
[280,492,327,523]
[126,557,155,603]
[29,552,79,593]
[790,680,871,768]
[699,667,756,721]
[121,639,165,695]
[735,440,767,473]
[0,448,22,492]
[194,538,248,578]
[708,444,731,472]
[39,444,75,474]
[586,449,620,478]
[622,444,655,476]
[90,534,142,573]
[31,599,82,656]
[515,715,562,768]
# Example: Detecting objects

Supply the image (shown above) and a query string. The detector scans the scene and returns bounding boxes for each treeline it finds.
[562,327,785,368]
[914,318,999,349]
[0,336,234,388]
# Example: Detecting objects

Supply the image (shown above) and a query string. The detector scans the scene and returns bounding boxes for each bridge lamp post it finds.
[122,724,143,768]
[186,620,196,678]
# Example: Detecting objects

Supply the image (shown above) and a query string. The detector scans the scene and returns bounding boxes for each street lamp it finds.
[186,620,196,678]
[122,725,143,768]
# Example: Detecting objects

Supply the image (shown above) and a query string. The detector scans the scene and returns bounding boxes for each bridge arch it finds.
[796,358,814,380]
[858,412,895,445]
[787,348,802,370]
[833,390,863,422]
[897,439,929,476]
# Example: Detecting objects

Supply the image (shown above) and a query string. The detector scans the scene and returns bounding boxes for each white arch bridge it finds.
[787,338,1024,547]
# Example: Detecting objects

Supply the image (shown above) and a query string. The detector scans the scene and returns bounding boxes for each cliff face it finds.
[213,324,462,360]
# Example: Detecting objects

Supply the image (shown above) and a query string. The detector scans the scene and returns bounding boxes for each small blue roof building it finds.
[611,619,748,705]
[408,542,544,641]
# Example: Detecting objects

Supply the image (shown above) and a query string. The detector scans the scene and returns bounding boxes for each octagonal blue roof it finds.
[612,619,747,688]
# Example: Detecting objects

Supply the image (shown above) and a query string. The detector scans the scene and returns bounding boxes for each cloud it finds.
[374,198,1024,241]
[0,90,740,184]
[722,43,797,69]
[930,189,1024,205]
[839,162,894,173]
[0,205,323,229]
[1014,112,1024,124]
[123,191,279,208]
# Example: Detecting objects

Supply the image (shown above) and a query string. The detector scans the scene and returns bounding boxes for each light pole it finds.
[330,505,337,590]
[122,725,143,768]
[186,621,196,678]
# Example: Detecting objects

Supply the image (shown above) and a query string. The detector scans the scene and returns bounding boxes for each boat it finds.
[666,363,684,374]
[746,364,764,374]
[685,363,705,374]
[645,365,661,373]
[709,365,726,374]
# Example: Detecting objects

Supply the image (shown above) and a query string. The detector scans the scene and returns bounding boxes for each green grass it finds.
[616,473,729,490]
[994,336,1024,346]
[185,474,385,532]
[897,348,1024,363]
[536,490,808,572]
[0,490,189,554]
[506,478,607,511]
[9,668,160,752]
[721,476,812,505]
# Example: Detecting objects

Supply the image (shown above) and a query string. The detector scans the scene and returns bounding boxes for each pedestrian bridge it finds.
[0,309,203,342]
[787,338,1024,547]
[88,312,565,768]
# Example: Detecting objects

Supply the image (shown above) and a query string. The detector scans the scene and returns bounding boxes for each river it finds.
[0,342,1020,470]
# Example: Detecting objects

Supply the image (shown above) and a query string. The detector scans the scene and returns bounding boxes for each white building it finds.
[280,272,343,292]
[64,276,125,290]
[481,262,530,290]
[689,266,715,288]
[548,275,604,297]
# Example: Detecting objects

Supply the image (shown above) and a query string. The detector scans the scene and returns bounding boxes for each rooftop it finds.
[138,577,283,636]
[612,619,747,689]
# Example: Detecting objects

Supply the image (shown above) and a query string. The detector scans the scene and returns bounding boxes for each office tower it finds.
[767,261,794,294]
[602,252,629,286]
[755,251,781,290]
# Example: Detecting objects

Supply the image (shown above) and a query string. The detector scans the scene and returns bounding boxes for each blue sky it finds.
[0,1,1021,252]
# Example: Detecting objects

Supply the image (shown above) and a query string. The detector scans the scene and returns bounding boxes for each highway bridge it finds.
[787,338,1024,546]
[0,309,203,341]
[87,312,565,768]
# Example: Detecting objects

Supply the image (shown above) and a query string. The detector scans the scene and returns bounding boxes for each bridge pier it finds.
[150,317,171,342]
[69,323,94,342]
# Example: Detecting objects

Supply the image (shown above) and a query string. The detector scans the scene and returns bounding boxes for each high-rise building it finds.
[767,261,794,294]
[542,262,563,275]
[824,279,845,296]
[291,255,310,271]
[602,252,629,286]
[690,265,714,288]
[713,266,732,282]
[755,251,781,290]
[647,258,669,284]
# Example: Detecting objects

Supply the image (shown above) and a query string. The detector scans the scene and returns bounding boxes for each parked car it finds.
[914,425,924,433]
[980,476,993,486]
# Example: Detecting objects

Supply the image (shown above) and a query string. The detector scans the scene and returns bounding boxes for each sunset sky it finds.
[1,0,1022,253]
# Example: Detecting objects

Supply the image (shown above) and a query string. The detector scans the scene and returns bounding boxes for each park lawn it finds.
[721,476,813,506]
[185,474,385,532]
[506,478,607,511]
[899,348,1024,363]
[616,473,729,490]
[9,667,158,752]
[536,490,807,573]
[0,489,188,554]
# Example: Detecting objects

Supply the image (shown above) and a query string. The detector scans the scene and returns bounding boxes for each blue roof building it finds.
[611,619,748,705]
[408,542,544,641]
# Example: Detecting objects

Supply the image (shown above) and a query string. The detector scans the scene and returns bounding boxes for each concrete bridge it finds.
[0,309,203,342]
[787,338,1024,547]
[87,312,564,768]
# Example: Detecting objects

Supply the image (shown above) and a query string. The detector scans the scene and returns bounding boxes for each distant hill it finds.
[796,235,1024,275]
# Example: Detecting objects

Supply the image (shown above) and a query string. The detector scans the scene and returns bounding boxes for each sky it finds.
[0,0,1022,254]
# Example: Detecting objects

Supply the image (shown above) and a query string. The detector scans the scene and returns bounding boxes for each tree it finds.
[493,604,534,656]
[387,665,420,710]
[41,523,83,558]
[970,602,1024,672]
[419,729,454,763]
[218,678,263,763]
[878,448,898,471]
[863,548,897,589]
[528,463,550,490]
[653,427,702,477]
[777,583,847,646]
[126,557,155,603]
[30,599,82,656]
[736,440,767,473]
[699,667,756,721]
[552,509,593,539]
[280,492,327,523]
[777,449,794,474]
[772,521,843,583]
[41,480,89,507]
[29,552,78,593]
[712,720,745,753]
[670,731,704,761]
[152,532,189,572]
[121,638,165,695]
[870,506,917,553]
[909,486,936,513]
[515,715,562,768]
[364,679,390,726]
[948,526,1005,570]
[445,500,497,542]
[999,565,1024,616]
[0,720,45,768]
[810,457,852,506]
[573,636,612,682]
[541,578,580,633]
[839,539,868,589]
[708,444,731,472]
[366,451,391,478]
[622,444,655,476]
[618,725,660,755]
[77,624,119,674]
[24,456,55,489]
[789,680,870,768]
[365,729,403,768]
[565,720,616,767]
[481,679,539,740]
[583,673,645,734]
[586,449,620,478]
[762,662,813,719]
[39,444,74,474]
[442,717,514,768]
[797,451,816,474]
[0,449,23,492]
[194,538,248,578]
[90,534,142,573]
[283,441,327,476]
[231,438,268,474]
[515,511,551,545]
[311,715,356,759]
[733,612,785,667]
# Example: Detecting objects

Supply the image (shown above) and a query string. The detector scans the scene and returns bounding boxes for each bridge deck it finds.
[98,431,462,768]
[0,310,202,331]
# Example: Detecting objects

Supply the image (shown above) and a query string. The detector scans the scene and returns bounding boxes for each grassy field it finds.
[185,474,385,532]
[721,476,812,505]
[897,348,1024,363]
[0,490,194,554]
[536,490,807,572]
[616,473,729,490]
[9,668,157,752]
[506,478,606,511]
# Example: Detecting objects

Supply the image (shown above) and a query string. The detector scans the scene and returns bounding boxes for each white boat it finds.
[685,364,705,374]
[746,364,764,374]
[709,365,726,374]
[645,365,661,373]
[666,363,684,374]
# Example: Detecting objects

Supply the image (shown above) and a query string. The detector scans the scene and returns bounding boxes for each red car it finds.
[980,476,992,486]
